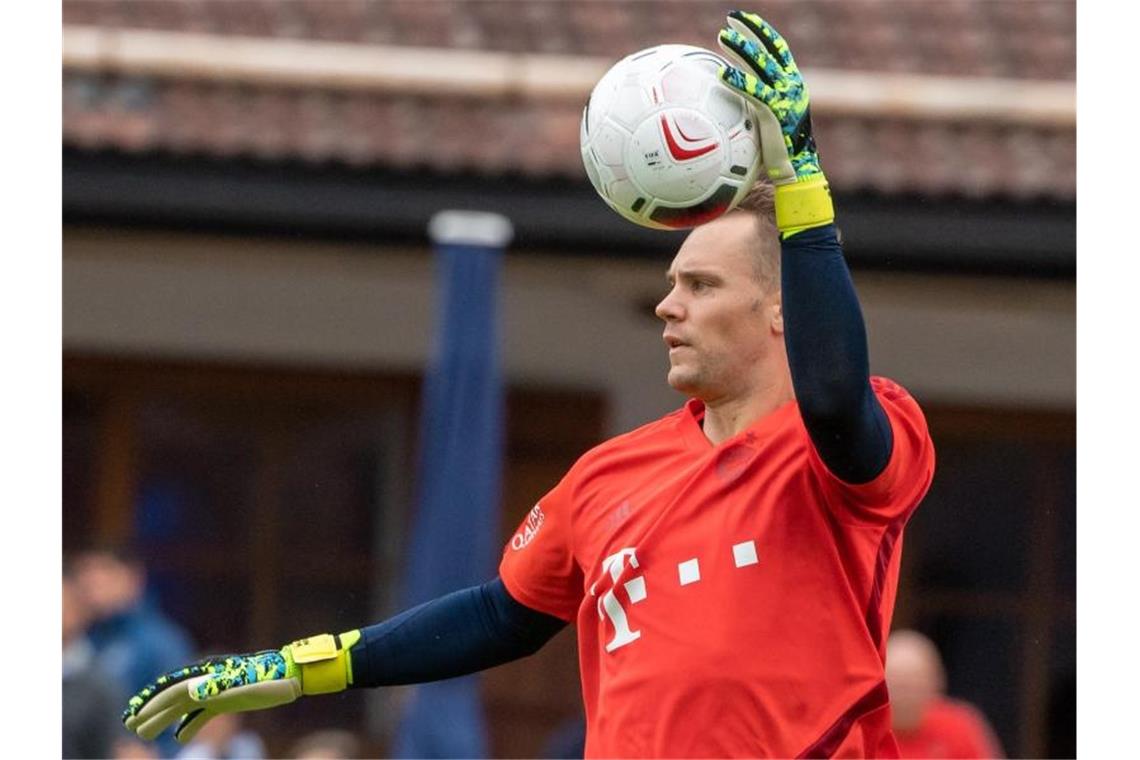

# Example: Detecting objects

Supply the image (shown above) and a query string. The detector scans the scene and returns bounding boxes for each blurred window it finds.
[896,408,1075,758]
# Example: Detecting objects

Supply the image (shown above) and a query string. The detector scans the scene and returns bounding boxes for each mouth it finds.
[663,334,686,349]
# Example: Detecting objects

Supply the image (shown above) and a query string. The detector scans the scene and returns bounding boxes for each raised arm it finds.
[780,224,892,482]
[122,577,565,745]
[717,11,892,483]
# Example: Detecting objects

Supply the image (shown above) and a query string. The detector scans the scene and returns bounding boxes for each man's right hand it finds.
[122,631,359,744]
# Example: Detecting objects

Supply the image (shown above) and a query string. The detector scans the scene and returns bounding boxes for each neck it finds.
[700,363,794,445]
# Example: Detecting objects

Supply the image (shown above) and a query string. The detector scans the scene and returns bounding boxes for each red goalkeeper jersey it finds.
[500,376,935,758]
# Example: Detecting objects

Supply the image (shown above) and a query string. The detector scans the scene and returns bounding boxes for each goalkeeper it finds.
[123,11,934,758]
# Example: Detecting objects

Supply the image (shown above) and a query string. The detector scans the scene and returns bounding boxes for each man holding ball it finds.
[122,12,934,758]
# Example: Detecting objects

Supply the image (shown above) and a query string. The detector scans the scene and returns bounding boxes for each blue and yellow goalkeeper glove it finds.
[122,631,360,744]
[717,10,833,236]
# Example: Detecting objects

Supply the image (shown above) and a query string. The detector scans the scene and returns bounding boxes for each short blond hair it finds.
[731,181,780,292]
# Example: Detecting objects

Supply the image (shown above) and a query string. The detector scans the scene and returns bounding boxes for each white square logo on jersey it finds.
[733,541,759,567]
[678,558,701,586]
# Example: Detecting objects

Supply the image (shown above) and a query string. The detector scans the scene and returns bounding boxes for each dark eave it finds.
[63,148,1074,279]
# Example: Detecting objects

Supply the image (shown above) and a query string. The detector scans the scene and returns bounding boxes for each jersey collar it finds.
[679,396,800,451]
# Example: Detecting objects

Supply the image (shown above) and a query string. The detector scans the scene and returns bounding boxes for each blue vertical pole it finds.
[392,211,513,759]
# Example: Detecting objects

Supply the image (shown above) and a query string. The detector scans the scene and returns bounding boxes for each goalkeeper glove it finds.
[717,10,834,236]
[121,631,360,744]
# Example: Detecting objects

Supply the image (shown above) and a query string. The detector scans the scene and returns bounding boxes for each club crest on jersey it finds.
[606,499,635,532]
[715,441,756,483]
[510,503,546,550]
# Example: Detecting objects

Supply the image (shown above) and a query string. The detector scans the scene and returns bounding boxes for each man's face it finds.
[73,552,144,618]
[655,213,780,402]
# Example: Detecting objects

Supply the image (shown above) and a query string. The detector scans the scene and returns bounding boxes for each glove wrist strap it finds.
[290,630,361,695]
[775,175,834,237]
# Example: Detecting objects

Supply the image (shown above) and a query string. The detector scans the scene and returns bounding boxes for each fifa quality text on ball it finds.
[580,44,762,231]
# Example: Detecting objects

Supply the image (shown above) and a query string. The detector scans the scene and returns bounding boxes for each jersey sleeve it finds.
[498,471,583,622]
[809,376,936,523]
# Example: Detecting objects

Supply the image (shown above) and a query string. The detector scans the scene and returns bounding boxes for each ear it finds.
[769,295,784,335]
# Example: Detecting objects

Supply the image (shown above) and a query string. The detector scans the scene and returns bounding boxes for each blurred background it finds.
[61,1,1075,758]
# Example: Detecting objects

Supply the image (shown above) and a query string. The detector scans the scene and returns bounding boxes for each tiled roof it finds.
[62,0,1076,201]
[62,0,1076,80]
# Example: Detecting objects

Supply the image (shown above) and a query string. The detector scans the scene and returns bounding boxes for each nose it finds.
[655,287,683,322]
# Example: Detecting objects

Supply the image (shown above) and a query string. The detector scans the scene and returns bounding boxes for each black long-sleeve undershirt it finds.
[781,223,893,484]
[348,577,565,687]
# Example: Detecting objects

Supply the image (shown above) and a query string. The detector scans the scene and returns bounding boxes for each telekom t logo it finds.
[593,547,647,652]
[589,540,761,654]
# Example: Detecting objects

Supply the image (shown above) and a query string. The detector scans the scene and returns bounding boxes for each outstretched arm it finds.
[351,576,566,687]
[718,10,892,482]
[122,577,565,745]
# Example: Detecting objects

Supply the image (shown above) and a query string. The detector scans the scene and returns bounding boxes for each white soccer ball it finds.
[580,44,762,231]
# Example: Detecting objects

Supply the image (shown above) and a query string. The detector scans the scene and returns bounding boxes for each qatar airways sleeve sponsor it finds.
[509,503,546,551]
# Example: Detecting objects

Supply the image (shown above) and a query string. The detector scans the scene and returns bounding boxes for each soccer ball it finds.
[580,44,762,231]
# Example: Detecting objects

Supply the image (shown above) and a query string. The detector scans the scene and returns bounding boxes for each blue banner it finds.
[393,212,511,758]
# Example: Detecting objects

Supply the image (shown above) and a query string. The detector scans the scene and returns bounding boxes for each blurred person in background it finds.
[72,544,196,693]
[63,570,127,760]
[886,629,1004,759]
[73,544,196,757]
[175,712,265,760]
[288,729,363,759]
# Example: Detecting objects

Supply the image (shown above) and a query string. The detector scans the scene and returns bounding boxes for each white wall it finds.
[63,228,1074,436]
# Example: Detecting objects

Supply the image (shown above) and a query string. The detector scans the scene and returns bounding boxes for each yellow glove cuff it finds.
[775,175,834,237]
[290,630,361,695]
